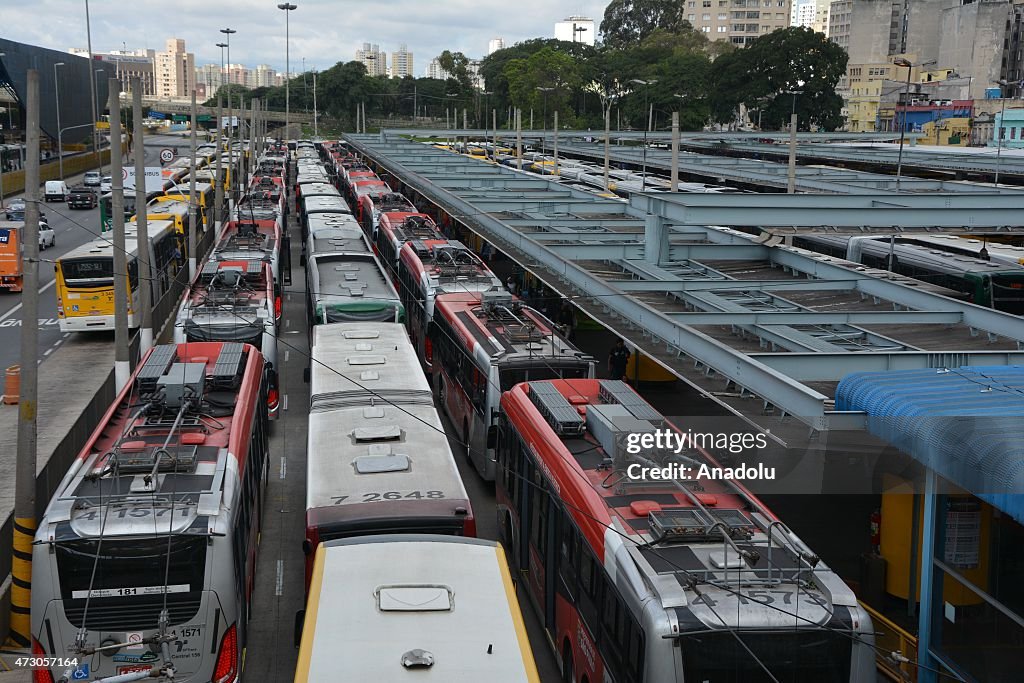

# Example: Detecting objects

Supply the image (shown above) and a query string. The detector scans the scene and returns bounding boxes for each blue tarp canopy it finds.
[836,366,1024,524]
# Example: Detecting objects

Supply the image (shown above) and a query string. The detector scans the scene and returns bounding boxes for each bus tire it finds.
[562,641,574,683]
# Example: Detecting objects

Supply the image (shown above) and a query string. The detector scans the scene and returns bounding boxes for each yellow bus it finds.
[56,220,182,332]
[137,196,198,235]
[163,182,215,228]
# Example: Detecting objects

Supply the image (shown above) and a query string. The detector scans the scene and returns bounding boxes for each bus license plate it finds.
[117,665,151,675]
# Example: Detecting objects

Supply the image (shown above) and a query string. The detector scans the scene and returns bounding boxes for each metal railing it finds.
[860,601,918,682]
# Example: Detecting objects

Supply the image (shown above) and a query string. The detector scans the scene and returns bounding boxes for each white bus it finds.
[294,535,540,683]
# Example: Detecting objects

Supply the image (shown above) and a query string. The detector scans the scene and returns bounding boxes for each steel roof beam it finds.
[610,278,861,293]
[753,350,1024,380]
[544,243,768,260]
[350,137,835,427]
[664,311,964,325]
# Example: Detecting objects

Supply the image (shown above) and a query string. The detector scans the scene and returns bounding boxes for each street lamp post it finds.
[84,0,100,173]
[220,28,236,86]
[277,3,298,140]
[631,79,657,191]
[785,80,804,194]
[54,62,65,180]
[993,79,1011,185]
[893,56,914,190]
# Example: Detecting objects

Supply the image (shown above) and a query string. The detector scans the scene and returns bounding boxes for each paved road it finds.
[0,138,179,373]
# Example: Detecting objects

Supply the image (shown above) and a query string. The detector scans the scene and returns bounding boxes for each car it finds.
[83,171,101,187]
[5,199,26,221]
[38,225,55,250]
[67,186,98,210]
[100,176,112,193]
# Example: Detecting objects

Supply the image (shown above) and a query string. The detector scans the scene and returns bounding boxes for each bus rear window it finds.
[499,364,590,392]
[61,258,114,284]
[680,630,851,683]
[55,536,207,601]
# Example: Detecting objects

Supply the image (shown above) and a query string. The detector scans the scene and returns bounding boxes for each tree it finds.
[710,27,848,130]
[504,47,582,126]
[438,50,473,93]
[600,0,691,49]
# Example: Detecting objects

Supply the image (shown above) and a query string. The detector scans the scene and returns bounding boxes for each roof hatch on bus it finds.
[376,584,453,612]
[353,425,402,442]
[353,453,411,474]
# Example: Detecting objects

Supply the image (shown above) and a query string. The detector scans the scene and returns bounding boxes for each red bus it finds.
[397,239,503,370]
[373,211,443,280]
[495,378,877,683]
[31,341,272,683]
[350,180,393,228]
[216,215,290,286]
[304,322,476,588]
[430,291,594,480]
[359,192,416,238]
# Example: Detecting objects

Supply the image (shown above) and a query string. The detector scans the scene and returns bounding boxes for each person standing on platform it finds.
[608,339,630,381]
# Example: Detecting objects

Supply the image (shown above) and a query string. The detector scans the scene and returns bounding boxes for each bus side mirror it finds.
[302,539,313,555]
[293,610,305,648]
[486,425,498,450]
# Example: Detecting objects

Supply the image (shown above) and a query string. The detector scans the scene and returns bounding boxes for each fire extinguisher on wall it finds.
[870,508,881,555]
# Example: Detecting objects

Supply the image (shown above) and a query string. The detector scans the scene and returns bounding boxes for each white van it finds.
[43,181,69,202]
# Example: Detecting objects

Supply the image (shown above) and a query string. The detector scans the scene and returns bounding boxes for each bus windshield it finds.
[61,258,114,286]
[499,363,590,392]
[679,630,852,683]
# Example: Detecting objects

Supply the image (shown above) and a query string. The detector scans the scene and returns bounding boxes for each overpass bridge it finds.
[141,98,314,126]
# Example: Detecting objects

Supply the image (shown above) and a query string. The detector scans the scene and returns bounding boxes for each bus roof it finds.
[435,291,585,365]
[59,220,176,262]
[303,196,351,214]
[40,342,264,541]
[401,239,503,295]
[297,536,539,683]
[308,253,398,307]
[143,197,191,218]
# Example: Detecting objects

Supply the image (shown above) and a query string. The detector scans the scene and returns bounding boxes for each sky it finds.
[3,0,604,76]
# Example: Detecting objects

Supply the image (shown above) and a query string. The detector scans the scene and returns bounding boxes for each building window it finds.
[718,25,728,32]
[718,13,728,19]
[702,25,711,32]
[688,0,695,5]
[703,13,711,19]
[689,13,696,20]
[704,0,712,5]
[1012,127,1017,139]
[746,23,760,31]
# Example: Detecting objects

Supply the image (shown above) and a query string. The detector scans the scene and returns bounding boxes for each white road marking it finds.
[279,457,287,480]
[0,279,57,324]
[282,394,289,411]
[284,350,289,362]
[275,560,284,596]
[43,348,53,356]
[285,319,291,329]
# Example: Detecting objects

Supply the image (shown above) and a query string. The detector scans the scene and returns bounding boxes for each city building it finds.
[487,37,506,55]
[811,0,830,34]
[554,16,596,45]
[426,57,449,80]
[680,0,793,46]
[68,47,156,97]
[356,42,387,77]
[254,64,277,88]
[390,44,414,79]
[993,107,1024,148]
[154,37,195,99]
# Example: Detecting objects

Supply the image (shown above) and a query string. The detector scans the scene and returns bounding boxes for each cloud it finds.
[3,0,607,76]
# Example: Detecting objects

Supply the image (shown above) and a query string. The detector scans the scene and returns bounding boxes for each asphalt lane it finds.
[0,138,185,371]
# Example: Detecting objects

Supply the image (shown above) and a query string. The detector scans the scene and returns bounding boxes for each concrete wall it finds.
[939,0,1009,100]
[847,0,898,63]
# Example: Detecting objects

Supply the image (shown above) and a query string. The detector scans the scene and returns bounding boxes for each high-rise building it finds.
[794,0,818,27]
[555,16,595,45]
[390,44,414,78]
[811,0,830,35]
[154,38,195,99]
[426,57,449,80]
[356,43,387,77]
[487,38,506,55]
[254,64,277,88]
[680,0,792,46]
